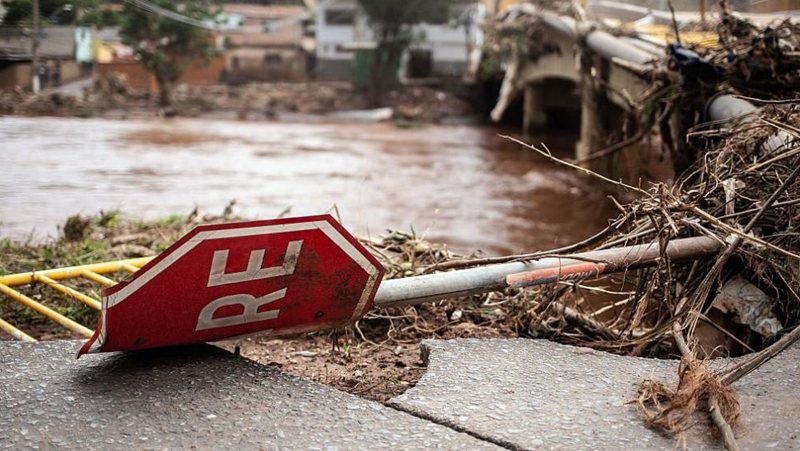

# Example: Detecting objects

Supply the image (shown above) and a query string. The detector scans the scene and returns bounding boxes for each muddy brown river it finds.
[0,117,614,255]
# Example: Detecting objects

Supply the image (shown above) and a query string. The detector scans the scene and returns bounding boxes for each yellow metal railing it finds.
[0,257,154,341]
[634,24,721,49]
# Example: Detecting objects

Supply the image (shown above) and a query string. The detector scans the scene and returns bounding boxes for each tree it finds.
[356,0,451,106]
[0,0,119,27]
[119,0,218,107]
[75,0,121,28]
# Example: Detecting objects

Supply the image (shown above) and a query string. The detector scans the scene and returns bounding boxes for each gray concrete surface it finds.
[0,341,502,451]
[389,338,800,451]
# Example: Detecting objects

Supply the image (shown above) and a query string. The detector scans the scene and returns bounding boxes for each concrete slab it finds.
[389,338,800,451]
[0,341,502,451]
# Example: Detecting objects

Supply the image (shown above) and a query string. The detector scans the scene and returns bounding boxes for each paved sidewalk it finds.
[390,338,800,451]
[3,339,798,451]
[0,341,501,451]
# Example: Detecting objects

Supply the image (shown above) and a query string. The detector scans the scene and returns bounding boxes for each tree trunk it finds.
[368,30,388,107]
[368,26,402,108]
[155,72,172,107]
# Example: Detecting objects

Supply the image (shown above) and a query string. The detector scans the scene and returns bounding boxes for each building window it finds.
[263,20,281,33]
[324,9,354,25]
[264,54,282,66]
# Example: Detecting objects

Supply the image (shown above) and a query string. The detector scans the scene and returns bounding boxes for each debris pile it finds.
[0,80,474,123]
[483,2,799,446]
[482,0,798,354]
[506,107,797,444]
[515,107,798,358]
[713,13,800,97]
[482,2,564,68]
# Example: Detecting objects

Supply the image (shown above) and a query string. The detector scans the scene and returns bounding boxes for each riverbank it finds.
[0,80,477,124]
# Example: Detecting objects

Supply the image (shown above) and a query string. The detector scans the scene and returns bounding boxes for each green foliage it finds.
[119,0,219,105]
[95,210,121,226]
[162,213,184,225]
[76,0,121,28]
[0,0,119,27]
[2,0,70,25]
[1,0,33,25]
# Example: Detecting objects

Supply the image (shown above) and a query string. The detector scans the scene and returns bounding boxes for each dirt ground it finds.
[217,307,517,402]
[219,336,428,402]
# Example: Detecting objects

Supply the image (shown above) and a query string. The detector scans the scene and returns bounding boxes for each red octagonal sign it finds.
[79,215,385,356]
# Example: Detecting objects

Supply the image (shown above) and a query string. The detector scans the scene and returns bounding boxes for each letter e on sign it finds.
[79,215,385,355]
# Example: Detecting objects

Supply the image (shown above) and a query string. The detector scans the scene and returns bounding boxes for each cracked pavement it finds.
[390,338,800,451]
[2,339,798,450]
[0,341,500,451]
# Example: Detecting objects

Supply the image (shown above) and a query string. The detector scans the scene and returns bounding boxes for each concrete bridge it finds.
[487,5,786,178]
[489,8,662,165]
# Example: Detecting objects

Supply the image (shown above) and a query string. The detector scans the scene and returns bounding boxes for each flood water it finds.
[0,116,614,255]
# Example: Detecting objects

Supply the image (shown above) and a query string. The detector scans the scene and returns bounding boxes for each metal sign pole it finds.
[374,236,721,309]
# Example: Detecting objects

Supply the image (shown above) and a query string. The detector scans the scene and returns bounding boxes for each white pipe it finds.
[538,12,655,65]
[373,236,721,309]
[706,95,794,154]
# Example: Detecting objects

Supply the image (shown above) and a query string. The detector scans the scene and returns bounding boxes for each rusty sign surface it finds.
[79,215,384,356]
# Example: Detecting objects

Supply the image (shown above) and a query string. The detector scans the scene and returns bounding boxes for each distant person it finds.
[38,65,50,90]
[53,61,62,87]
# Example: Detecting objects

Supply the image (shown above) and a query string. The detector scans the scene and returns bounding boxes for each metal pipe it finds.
[0,316,36,342]
[619,37,665,56]
[374,236,721,309]
[585,29,655,65]
[706,95,794,154]
[538,11,655,65]
[706,94,758,121]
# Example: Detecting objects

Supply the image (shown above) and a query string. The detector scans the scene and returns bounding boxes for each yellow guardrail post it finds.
[80,269,116,287]
[121,263,140,274]
[33,273,102,311]
[0,282,94,338]
[0,316,36,342]
[0,256,153,341]
[0,257,152,287]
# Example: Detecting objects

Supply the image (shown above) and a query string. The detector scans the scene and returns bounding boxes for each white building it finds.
[314,0,484,80]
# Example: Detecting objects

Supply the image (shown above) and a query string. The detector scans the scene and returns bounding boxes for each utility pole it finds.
[31,0,41,93]
[700,0,706,24]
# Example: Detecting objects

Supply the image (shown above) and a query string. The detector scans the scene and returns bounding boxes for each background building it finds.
[218,4,311,83]
[0,25,83,91]
[314,0,484,81]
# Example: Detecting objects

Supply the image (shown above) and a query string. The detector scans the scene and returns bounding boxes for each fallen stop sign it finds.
[79,215,385,356]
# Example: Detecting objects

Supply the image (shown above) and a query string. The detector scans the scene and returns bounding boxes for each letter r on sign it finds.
[196,288,286,331]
